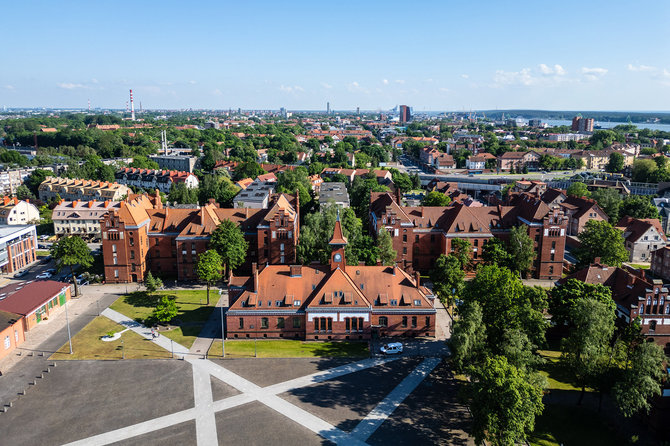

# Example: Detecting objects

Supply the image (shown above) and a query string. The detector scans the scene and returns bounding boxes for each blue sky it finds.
[2,0,670,111]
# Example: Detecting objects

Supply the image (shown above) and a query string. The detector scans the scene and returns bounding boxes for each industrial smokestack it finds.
[130,89,135,121]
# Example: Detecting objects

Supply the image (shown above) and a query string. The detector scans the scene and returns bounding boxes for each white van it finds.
[380,342,403,355]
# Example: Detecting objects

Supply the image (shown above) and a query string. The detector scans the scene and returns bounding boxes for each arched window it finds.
[649,320,657,332]
[401,316,408,328]
[379,316,388,327]
[647,297,652,306]
[640,304,645,314]
[666,304,670,314]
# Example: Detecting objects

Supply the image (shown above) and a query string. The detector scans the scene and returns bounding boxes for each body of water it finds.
[543,119,670,132]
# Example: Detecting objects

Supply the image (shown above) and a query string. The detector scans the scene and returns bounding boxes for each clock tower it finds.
[329,212,347,272]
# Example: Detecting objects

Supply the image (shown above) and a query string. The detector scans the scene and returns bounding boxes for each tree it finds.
[549,279,615,327]
[276,167,312,209]
[451,300,487,372]
[591,188,622,222]
[50,235,93,297]
[210,220,248,278]
[421,191,451,207]
[606,152,625,173]
[468,356,544,446]
[450,238,471,270]
[620,195,659,220]
[576,220,629,267]
[167,183,199,204]
[25,168,53,196]
[145,271,163,293]
[561,297,615,405]
[16,184,35,201]
[297,207,363,265]
[507,226,536,276]
[462,265,548,350]
[430,254,465,311]
[631,159,658,183]
[612,341,666,417]
[566,182,590,198]
[152,295,178,324]
[233,161,266,181]
[389,169,413,192]
[376,229,397,266]
[196,250,223,305]
[481,238,511,267]
[198,173,240,206]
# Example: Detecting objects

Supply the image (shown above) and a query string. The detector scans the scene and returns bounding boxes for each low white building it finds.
[0,198,40,225]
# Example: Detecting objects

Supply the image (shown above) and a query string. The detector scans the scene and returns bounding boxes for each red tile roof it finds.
[0,281,70,316]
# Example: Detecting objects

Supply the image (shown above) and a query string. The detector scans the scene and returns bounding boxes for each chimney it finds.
[415,271,421,288]
[13,197,18,205]
[73,200,79,208]
[393,263,397,275]
[594,257,601,264]
[252,262,259,293]
[3,196,9,205]
[290,265,302,277]
[104,200,109,208]
[88,201,93,208]
[25,198,29,203]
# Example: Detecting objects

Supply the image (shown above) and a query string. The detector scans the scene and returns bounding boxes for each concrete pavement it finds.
[189,290,229,359]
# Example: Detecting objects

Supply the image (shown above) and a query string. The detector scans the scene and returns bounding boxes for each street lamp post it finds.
[121,340,125,359]
[220,305,225,358]
[64,298,73,355]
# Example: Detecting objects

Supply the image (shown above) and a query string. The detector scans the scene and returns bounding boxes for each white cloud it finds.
[394,79,405,84]
[58,82,88,90]
[279,85,304,93]
[581,67,608,81]
[320,82,332,89]
[658,69,670,86]
[347,81,369,94]
[188,80,198,85]
[438,87,450,93]
[493,68,535,86]
[90,78,99,84]
[539,64,566,76]
[381,79,389,85]
[4,85,14,90]
[461,74,469,79]
[627,64,655,72]
[212,89,222,96]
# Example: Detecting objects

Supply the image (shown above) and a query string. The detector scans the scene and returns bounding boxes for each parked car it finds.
[36,272,52,280]
[46,268,57,275]
[41,255,52,264]
[13,270,29,278]
[380,342,403,355]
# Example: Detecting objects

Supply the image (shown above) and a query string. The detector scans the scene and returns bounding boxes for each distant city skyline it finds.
[2,0,669,111]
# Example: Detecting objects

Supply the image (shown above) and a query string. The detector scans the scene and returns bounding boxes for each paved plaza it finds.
[0,286,472,445]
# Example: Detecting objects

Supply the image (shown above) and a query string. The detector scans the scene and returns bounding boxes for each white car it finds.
[380,342,403,355]
[35,272,52,280]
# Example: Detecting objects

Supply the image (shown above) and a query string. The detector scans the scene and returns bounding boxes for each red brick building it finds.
[0,309,25,361]
[226,217,436,340]
[560,262,670,352]
[101,191,299,283]
[369,192,567,279]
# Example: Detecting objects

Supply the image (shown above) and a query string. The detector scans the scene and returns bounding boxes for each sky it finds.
[2,0,670,111]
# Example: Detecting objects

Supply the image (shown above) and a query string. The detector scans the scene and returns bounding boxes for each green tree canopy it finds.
[606,152,625,173]
[233,161,266,181]
[196,249,223,305]
[450,238,471,270]
[430,254,465,311]
[620,195,659,220]
[549,279,615,326]
[144,271,163,293]
[376,229,397,266]
[468,356,544,446]
[167,183,199,204]
[507,226,536,276]
[421,191,451,207]
[50,235,93,296]
[152,295,178,325]
[576,220,628,267]
[591,188,622,222]
[210,220,248,277]
[566,182,590,198]
[297,206,363,265]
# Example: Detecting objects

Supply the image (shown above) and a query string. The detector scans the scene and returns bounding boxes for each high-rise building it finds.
[327,102,330,114]
[399,105,411,123]
[571,116,594,132]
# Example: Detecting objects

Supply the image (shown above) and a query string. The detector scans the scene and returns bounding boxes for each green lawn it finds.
[36,250,50,257]
[50,316,170,360]
[537,350,593,392]
[629,264,650,270]
[529,404,626,446]
[109,289,215,348]
[208,339,369,358]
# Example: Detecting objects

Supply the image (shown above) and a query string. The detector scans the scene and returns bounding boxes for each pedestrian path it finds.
[188,292,227,358]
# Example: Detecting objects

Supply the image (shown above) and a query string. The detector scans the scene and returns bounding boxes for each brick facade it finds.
[101,191,299,283]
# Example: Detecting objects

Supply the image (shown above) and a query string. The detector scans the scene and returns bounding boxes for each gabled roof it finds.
[616,217,667,243]
[0,281,70,316]
[308,267,370,309]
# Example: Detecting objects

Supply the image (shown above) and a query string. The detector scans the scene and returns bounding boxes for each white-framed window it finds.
[4,335,10,350]
[114,269,119,278]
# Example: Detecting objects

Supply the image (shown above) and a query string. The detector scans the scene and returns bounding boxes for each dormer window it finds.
[413,299,421,306]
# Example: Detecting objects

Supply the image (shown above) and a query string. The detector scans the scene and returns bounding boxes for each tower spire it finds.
[329,209,347,271]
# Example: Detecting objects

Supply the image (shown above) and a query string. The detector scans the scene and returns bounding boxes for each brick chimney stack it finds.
[252,262,259,293]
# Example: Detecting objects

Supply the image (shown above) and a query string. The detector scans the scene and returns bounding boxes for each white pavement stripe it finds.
[102,308,190,356]
[192,364,219,446]
[188,358,261,394]
[264,357,399,395]
[258,394,367,446]
[211,393,257,412]
[62,407,197,446]
[350,357,442,441]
